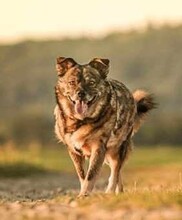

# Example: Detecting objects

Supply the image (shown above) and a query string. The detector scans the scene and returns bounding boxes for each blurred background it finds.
[0,2,182,213]
[0,0,182,148]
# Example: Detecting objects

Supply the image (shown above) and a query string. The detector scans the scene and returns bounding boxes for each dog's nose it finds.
[77,90,85,99]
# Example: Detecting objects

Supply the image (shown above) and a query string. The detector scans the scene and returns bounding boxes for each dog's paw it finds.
[77,192,89,199]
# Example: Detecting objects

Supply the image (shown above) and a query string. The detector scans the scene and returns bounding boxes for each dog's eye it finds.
[68,81,76,86]
[89,81,96,86]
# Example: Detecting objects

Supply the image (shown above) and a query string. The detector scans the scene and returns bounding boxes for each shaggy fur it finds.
[54,57,155,196]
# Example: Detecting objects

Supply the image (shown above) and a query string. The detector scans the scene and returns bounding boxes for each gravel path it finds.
[0,173,181,220]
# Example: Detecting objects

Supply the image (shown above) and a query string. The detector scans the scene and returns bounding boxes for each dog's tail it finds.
[133,90,156,134]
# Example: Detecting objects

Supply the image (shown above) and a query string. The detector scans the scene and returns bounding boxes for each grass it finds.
[0,143,181,219]
[1,143,182,171]
[128,146,182,167]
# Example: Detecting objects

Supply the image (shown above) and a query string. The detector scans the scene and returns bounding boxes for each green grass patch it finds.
[0,144,181,177]
[0,144,73,174]
[126,146,182,168]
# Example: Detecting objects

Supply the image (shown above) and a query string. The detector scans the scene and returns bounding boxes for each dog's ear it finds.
[89,58,110,79]
[56,57,77,76]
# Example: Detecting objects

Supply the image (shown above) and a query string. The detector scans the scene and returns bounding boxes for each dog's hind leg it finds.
[115,169,124,193]
[115,138,133,194]
[105,155,122,193]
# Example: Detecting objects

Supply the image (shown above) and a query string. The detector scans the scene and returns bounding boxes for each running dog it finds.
[54,57,155,196]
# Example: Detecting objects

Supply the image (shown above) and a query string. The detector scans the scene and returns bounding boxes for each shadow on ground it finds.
[0,162,49,178]
[0,162,79,201]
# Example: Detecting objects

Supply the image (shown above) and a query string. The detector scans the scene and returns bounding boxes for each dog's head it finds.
[56,57,110,120]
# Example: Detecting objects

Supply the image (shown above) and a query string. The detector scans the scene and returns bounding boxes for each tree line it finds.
[0,24,182,146]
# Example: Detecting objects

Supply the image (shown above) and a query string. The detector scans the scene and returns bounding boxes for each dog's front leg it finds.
[78,144,106,197]
[68,150,85,190]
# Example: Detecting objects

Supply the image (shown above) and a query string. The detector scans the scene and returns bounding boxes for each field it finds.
[0,144,181,220]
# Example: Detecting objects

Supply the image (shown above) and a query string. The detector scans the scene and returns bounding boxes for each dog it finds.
[54,57,155,197]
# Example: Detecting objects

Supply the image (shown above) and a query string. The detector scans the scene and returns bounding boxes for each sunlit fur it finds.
[54,57,155,196]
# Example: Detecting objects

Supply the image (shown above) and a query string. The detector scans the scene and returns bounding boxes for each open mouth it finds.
[68,95,97,116]
[68,95,97,107]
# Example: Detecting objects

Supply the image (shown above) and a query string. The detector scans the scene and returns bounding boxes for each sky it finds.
[0,0,182,44]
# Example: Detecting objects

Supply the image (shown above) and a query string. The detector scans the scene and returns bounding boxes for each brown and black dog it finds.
[54,57,155,197]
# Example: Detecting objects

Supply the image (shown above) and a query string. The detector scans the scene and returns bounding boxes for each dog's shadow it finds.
[0,162,79,201]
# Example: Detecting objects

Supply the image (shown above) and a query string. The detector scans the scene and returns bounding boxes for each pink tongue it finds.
[75,100,88,115]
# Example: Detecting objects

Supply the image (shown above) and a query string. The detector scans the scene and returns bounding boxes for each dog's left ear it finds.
[89,58,110,79]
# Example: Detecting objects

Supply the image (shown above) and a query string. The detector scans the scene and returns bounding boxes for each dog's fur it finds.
[54,57,155,196]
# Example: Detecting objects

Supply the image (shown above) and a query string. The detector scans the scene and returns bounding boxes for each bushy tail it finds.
[133,90,156,134]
